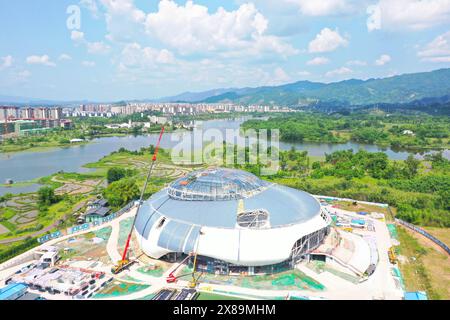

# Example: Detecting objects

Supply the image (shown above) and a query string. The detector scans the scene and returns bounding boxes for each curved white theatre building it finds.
[134,168,332,274]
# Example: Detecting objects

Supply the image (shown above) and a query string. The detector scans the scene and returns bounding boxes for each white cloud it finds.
[82,61,96,67]
[0,55,13,69]
[119,43,176,70]
[71,30,85,42]
[325,66,352,77]
[286,0,354,16]
[87,41,111,54]
[71,30,111,55]
[297,70,311,77]
[156,49,176,64]
[113,47,296,92]
[418,31,450,63]
[367,0,450,31]
[347,59,367,66]
[375,54,391,66]
[306,56,329,65]
[58,54,72,61]
[366,4,381,31]
[80,0,100,18]
[26,55,56,67]
[142,1,297,57]
[94,0,297,61]
[271,67,291,84]
[308,28,348,53]
[99,0,148,42]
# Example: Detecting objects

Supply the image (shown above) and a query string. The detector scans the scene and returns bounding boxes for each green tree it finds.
[107,167,127,184]
[312,162,321,170]
[103,179,140,209]
[132,125,143,136]
[404,154,420,178]
[0,193,13,204]
[149,144,156,155]
[37,187,58,206]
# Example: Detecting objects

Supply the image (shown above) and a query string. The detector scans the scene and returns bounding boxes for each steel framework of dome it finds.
[167,168,269,201]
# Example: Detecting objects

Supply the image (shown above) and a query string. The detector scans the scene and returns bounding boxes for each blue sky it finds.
[0,0,450,101]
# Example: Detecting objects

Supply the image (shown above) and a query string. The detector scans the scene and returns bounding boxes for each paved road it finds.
[106,209,136,263]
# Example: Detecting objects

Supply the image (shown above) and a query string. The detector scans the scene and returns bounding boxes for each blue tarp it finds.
[404,292,428,300]
[0,283,27,300]
[351,219,366,225]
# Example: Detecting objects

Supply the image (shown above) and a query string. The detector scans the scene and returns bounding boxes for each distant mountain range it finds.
[174,68,450,107]
[2,68,450,110]
[155,88,240,103]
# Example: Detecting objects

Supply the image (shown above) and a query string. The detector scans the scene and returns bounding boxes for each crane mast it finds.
[112,125,165,274]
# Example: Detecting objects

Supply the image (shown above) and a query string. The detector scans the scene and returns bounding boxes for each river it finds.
[0,118,447,195]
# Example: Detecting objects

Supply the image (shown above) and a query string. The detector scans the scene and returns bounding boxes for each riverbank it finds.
[0,146,190,242]
[242,112,450,152]
[0,130,168,154]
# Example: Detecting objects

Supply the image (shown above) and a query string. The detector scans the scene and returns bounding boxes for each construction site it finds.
[0,127,407,300]
[0,187,407,300]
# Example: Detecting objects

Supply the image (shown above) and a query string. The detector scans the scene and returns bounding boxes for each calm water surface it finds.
[1,118,447,195]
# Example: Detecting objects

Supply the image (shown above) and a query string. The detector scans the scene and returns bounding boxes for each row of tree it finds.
[266,149,449,227]
[242,111,450,150]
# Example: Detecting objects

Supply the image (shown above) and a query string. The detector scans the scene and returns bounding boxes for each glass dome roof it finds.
[168,168,269,201]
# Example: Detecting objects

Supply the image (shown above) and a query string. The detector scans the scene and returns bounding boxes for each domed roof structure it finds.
[134,168,331,268]
[168,168,269,201]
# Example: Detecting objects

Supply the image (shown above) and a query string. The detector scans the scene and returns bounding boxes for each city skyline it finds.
[1,0,450,101]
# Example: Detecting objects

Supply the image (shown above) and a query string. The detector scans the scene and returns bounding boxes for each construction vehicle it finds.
[188,251,202,289]
[166,240,202,288]
[111,126,165,275]
[166,255,192,284]
[343,227,353,233]
[388,246,397,264]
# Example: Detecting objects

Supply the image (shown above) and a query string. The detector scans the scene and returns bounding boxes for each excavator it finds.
[111,126,165,275]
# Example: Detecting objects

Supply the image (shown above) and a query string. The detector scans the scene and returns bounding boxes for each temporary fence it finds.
[314,195,388,208]
[37,231,62,244]
[37,201,137,245]
[395,218,450,255]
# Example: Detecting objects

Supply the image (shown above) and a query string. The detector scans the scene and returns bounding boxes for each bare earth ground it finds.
[0,224,9,235]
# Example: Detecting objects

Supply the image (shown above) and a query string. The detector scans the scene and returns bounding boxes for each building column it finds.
[248,266,254,276]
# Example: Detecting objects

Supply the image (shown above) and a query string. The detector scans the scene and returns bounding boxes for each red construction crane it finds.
[112,126,165,275]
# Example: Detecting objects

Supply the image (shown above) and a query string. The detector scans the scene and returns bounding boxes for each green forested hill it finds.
[198,68,450,106]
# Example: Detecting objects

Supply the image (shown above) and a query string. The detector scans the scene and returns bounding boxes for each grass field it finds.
[422,227,450,247]
[397,226,450,300]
